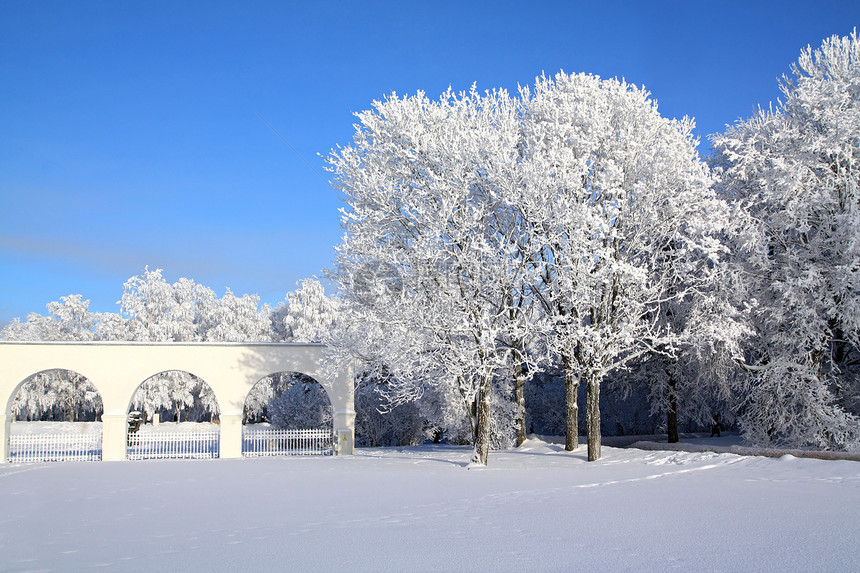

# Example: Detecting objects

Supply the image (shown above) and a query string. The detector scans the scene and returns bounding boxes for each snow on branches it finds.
[329,72,730,462]
[328,86,538,465]
[712,30,860,450]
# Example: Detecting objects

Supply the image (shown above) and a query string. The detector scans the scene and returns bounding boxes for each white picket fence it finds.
[243,428,333,457]
[8,428,331,462]
[9,432,102,463]
[127,430,220,460]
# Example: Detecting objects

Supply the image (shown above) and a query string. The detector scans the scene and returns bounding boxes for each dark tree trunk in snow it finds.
[471,378,493,465]
[586,374,601,461]
[562,350,579,451]
[515,362,527,447]
[667,368,679,444]
[459,376,478,444]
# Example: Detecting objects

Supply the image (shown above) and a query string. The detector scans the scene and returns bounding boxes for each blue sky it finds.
[2,1,858,325]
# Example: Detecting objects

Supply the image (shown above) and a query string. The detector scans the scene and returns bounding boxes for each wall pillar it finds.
[0,414,9,463]
[101,413,128,461]
[333,407,356,455]
[219,413,243,459]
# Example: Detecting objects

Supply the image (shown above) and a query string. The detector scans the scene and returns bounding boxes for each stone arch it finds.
[127,369,220,424]
[4,368,105,462]
[244,371,333,430]
[4,367,104,419]
[125,369,222,461]
[8,368,104,422]
[242,371,336,457]
[243,373,290,424]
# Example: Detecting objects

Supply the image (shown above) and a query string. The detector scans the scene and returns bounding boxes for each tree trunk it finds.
[514,362,527,447]
[586,374,601,461]
[458,376,478,444]
[468,397,478,445]
[667,367,679,444]
[471,378,493,466]
[562,350,579,451]
[70,385,76,422]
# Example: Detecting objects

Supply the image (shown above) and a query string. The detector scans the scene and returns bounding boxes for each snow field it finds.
[1,438,858,572]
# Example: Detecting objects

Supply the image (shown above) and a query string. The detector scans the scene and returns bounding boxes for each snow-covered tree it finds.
[620,253,747,443]
[243,373,294,423]
[198,288,271,342]
[11,369,103,422]
[329,73,731,462]
[280,279,340,343]
[518,72,727,460]
[116,267,273,343]
[118,267,209,341]
[267,375,332,430]
[1,294,99,342]
[712,30,860,450]
[129,370,220,423]
[328,86,541,465]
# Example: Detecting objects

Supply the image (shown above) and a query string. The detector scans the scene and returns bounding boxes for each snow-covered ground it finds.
[1,437,858,572]
[9,421,103,435]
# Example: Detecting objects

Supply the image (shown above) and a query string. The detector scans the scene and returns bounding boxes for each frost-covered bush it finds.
[414,383,473,445]
[488,379,520,450]
[267,376,332,430]
[738,364,859,450]
[354,383,425,446]
[243,373,293,423]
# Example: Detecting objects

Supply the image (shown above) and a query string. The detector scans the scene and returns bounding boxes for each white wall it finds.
[0,342,355,461]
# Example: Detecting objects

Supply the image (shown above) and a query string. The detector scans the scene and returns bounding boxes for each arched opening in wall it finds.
[126,370,220,460]
[8,369,103,462]
[242,372,333,456]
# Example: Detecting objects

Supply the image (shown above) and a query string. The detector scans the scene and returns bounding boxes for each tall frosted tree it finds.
[329,74,726,463]
[118,267,211,342]
[712,31,860,449]
[281,278,341,343]
[328,87,541,465]
[198,288,271,342]
[2,294,100,342]
[518,72,727,460]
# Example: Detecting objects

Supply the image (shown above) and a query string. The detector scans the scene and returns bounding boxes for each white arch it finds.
[0,342,355,462]
[129,369,219,423]
[7,367,104,422]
